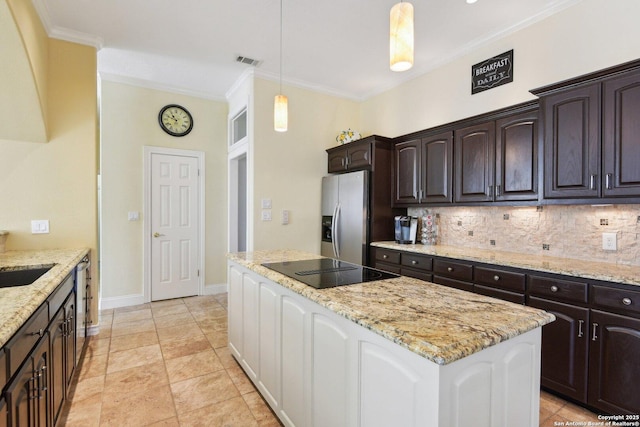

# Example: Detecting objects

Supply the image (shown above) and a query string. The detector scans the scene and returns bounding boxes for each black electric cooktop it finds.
[261,258,398,289]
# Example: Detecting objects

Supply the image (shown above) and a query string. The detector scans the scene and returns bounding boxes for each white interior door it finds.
[150,153,200,301]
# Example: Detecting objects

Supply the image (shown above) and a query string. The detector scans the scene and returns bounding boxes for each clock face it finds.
[158,104,193,137]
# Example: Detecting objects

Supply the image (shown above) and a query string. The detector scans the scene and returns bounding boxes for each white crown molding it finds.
[99,72,226,101]
[31,0,103,48]
[225,68,255,101]
[253,68,362,102]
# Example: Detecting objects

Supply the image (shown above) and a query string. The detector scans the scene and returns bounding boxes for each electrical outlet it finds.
[31,220,50,234]
[281,210,289,225]
[602,232,617,251]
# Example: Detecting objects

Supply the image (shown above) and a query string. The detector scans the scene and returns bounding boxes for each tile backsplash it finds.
[408,205,640,266]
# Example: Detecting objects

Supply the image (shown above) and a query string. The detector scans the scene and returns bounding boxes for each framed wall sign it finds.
[471,50,514,94]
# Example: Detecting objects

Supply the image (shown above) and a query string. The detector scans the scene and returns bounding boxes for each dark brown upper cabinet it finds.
[532,60,640,202]
[327,138,373,173]
[454,108,538,203]
[394,131,453,205]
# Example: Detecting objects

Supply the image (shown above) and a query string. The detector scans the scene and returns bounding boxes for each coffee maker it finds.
[394,216,418,244]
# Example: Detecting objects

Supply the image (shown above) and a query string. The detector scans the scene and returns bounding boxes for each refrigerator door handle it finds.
[333,203,341,259]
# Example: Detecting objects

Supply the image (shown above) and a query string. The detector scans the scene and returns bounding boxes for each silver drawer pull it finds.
[30,328,44,337]
[493,275,500,281]
[550,285,559,292]
[578,320,584,338]
[411,260,418,265]
[623,297,632,306]
[592,323,599,341]
[382,254,388,259]
[447,267,453,272]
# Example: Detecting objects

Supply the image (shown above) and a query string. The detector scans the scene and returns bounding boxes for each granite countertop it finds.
[0,248,89,348]
[371,241,640,287]
[228,250,555,365]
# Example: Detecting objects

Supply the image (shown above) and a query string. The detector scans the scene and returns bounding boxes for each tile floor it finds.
[60,294,602,427]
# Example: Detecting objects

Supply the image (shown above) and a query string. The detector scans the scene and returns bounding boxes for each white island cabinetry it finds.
[228,258,549,427]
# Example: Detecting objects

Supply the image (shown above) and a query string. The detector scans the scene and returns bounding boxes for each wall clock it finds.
[158,104,193,137]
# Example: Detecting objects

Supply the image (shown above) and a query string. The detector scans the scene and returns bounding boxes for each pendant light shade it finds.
[274,94,288,132]
[390,1,414,72]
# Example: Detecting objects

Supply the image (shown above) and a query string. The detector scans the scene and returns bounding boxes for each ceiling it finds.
[33,0,581,101]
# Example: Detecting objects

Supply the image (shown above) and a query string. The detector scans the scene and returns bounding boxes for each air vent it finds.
[236,56,261,67]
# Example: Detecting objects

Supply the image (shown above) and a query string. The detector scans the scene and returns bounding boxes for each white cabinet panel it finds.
[360,341,421,427]
[259,284,280,408]
[450,363,493,427]
[227,265,243,357]
[242,274,259,380]
[503,343,538,426]
[311,314,350,427]
[280,296,307,427]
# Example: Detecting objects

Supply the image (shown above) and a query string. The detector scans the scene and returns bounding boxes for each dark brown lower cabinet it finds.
[588,310,640,414]
[5,334,49,427]
[1,398,7,427]
[529,297,589,402]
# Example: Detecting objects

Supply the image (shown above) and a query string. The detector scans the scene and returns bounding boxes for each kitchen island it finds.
[228,250,555,427]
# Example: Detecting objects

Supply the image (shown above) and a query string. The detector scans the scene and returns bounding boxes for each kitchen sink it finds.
[0,265,55,288]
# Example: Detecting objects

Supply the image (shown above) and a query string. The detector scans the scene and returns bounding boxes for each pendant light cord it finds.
[279,0,283,94]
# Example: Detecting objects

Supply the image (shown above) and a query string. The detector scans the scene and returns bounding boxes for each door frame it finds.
[143,146,206,303]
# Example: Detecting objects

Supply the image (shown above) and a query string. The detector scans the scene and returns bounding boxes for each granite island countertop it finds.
[371,241,640,287]
[228,249,555,365]
[0,248,89,348]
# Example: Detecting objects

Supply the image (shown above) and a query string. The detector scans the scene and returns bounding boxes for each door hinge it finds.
[198,169,200,176]
[197,269,200,277]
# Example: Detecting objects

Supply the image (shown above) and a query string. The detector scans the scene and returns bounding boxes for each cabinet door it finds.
[50,308,66,426]
[280,295,307,427]
[588,310,640,414]
[64,292,77,391]
[394,140,421,204]
[421,131,453,203]
[6,357,34,427]
[495,110,539,201]
[603,69,640,197]
[528,297,589,402]
[0,398,7,427]
[242,274,260,380]
[347,143,372,170]
[258,283,280,408]
[541,83,601,199]
[454,121,495,202]
[227,265,244,357]
[31,338,49,427]
[327,148,347,173]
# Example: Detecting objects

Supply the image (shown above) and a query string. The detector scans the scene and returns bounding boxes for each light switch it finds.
[261,210,272,221]
[128,211,140,221]
[31,220,50,234]
[261,198,272,209]
[282,210,289,225]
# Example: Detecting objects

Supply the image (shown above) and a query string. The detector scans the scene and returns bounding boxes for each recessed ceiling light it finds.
[466,0,478,4]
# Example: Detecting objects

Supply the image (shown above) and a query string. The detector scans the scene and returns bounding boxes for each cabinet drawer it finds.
[375,248,400,265]
[475,285,525,305]
[48,273,74,317]
[5,302,48,378]
[375,262,401,275]
[592,285,640,318]
[474,266,525,292]
[433,259,473,281]
[433,275,474,293]
[401,268,432,283]
[528,275,588,304]
[401,254,433,271]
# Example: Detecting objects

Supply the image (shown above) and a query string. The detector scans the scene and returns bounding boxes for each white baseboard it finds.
[204,283,228,295]
[100,293,145,310]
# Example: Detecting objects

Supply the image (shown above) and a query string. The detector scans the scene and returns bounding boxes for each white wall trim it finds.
[203,283,229,295]
[99,72,225,101]
[143,146,206,303]
[100,293,145,310]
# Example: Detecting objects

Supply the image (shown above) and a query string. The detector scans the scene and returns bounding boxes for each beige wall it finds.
[0,38,98,308]
[361,0,640,138]
[251,77,360,253]
[100,81,228,301]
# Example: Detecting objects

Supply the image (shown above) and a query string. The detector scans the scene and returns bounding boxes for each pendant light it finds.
[274,0,288,132]
[389,1,414,72]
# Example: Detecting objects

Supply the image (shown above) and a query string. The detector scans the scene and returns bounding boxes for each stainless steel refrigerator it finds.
[321,170,369,265]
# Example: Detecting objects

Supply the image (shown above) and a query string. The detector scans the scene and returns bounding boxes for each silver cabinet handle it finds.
[578,320,584,338]
[493,275,500,281]
[589,174,597,190]
[382,254,388,259]
[30,328,44,337]
[447,267,453,272]
[551,285,559,292]
[623,297,632,306]
[605,173,613,189]
[495,185,501,197]
[412,260,418,265]
[592,323,599,341]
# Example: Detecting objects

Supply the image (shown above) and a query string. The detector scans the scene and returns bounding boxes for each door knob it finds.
[153,232,164,238]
